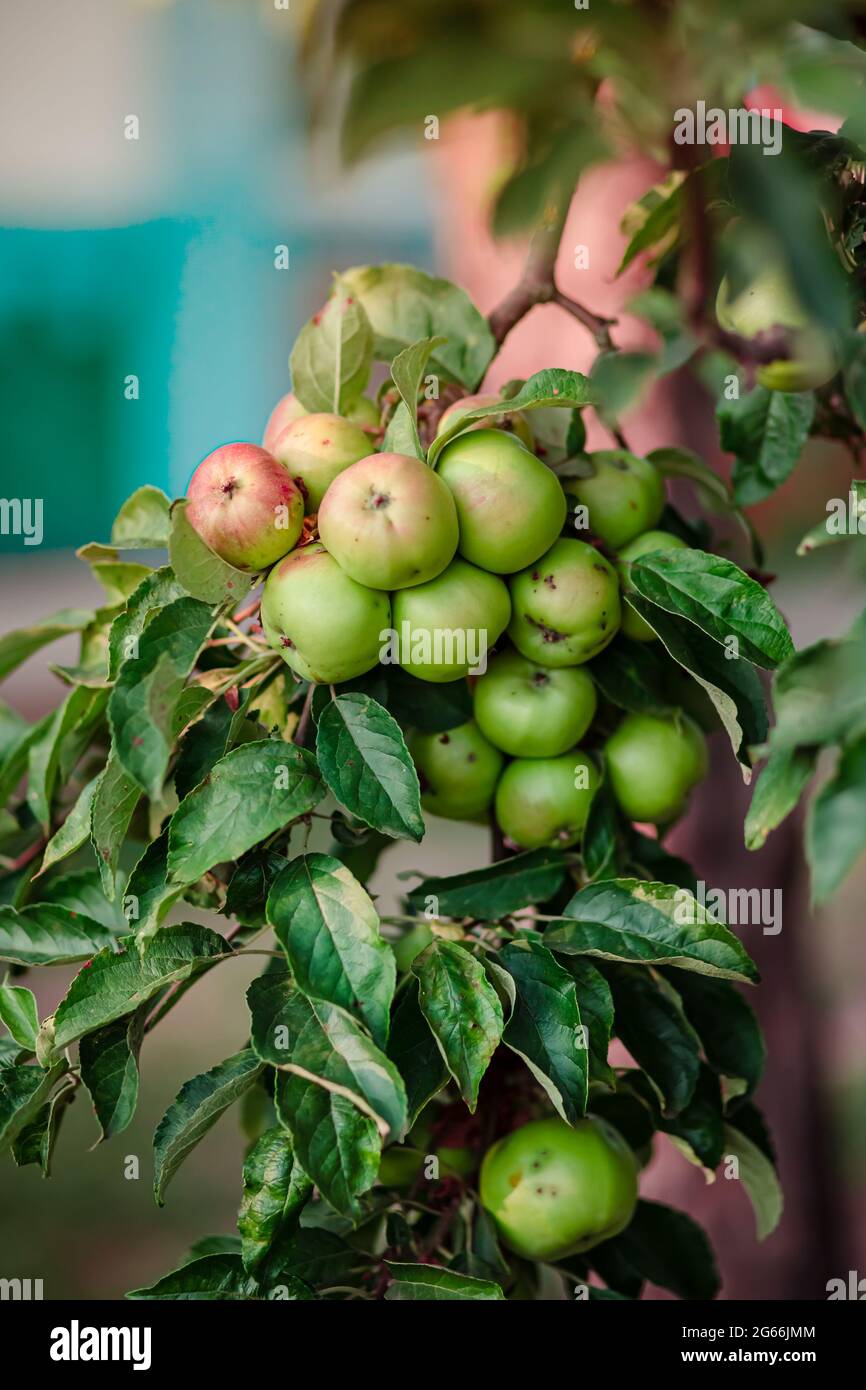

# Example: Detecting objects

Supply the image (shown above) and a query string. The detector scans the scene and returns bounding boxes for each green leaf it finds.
[0,985,39,1051]
[717,385,814,506]
[174,692,243,801]
[127,1253,264,1301]
[382,667,472,733]
[108,596,217,797]
[629,548,793,670]
[0,903,116,966]
[607,967,701,1116]
[499,940,587,1124]
[36,775,99,877]
[53,923,229,1049]
[647,446,757,557]
[266,853,395,1048]
[11,1081,75,1176]
[546,879,758,983]
[562,959,615,1086]
[153,1049,264,1205]
[593,1199,720,1300]
[39,865,125,929]
[270,1227,357,1288]
[798,479,866,555]
[111,485,172,549]
[123,830,183,946]
[340,263,494,392]
[224,849,288,930]
[662,1063,725,1171]
[0,1060,67,1152]
[723,1123,783,1241]
[411,940,503,1110]
[625,595,768,768]
[76,545,153,607]
[590,352,656,426]
[587,641,671,716]
[167,740,324,887]
[27,686,108,830]
[428,367,594,465]
[290,282,374,414]
[390,336,448,458]
[316,693,423,843]
[169,499,254,602]
[745,747,815,849]
[90,751,142,899]
[406,849,567,919]
[108,566,188,680]
[665,971,765,1103]
[582,770,622,883]
[238,1126,313,1273]
[248,970,406,1215]
[0,609,94,681]
[806,737,866,904]
[79,1009,146,1142]
[770,621,866,751]
[384,1263,504,1301]
[385,978,448,1132]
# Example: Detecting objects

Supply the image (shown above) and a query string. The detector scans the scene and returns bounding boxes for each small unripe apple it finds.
[716,265,837,392]
[186,442,304,572]
[271,413,371,513]
[436,393,534,449]
[318,452,458,590]
[436,429,567,574]
[616,529,688,641]
[392,920,434,972]
[494,750,599,849]
[508,538,620,667]
[604,710,708,824]
[410,721,504,820]
[563,450,665,550]
[480,1116,638,1260]
[261,542,390,684]
[473,650,597,757]
[391,558,511,682]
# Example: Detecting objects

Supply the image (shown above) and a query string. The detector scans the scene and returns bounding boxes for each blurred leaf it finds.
[666,971,765,1104]
[770,619,866,751]
[0,610,95,682]
[798,478,866,555]
[806,737,866,904]
[607,967,701,1116]
[723,1123,783,1241]
[592,1199,720,1301]
[590,352,656,425]
[745,747,815,849]
[111,485,172,549]
[718,385,814,506]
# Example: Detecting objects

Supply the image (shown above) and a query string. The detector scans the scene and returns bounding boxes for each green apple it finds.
[494,749,599,849]
[564,451,665,550]
[508,538,620,667]
[604,710,708,824]
[479,1116,638,1261]
[436,429,567,574]
[346,395,380,428]
[436,393,534,449]
[318,452,458,590]
[186,442,305,572]
[392,920,434,972]
[261,542,390,684]
[271,412,372,513]
[391,558,511,682]
[616,529,688,641]
[473,650,597,757]
[716,265,837,392]
[410,721,504,820]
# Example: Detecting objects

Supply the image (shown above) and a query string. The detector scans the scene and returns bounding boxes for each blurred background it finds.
[1,0,865,1299]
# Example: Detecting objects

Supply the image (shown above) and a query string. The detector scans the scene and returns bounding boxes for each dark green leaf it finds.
[718,385,814,506]
[384,1262,503,1300]
[127,1253,263,1301]
[385,978,448,1130]
[407,849,567,919]
[411,940,503,1110]
[79,1007,147,1141]
[499,939,587,1123]
[316,693,424,843]
[723,1123,783,1241]
[607,967,701,1116]
[665,970,765,1103]
[745,747,815,850]
[267,852,395,1047]
[153,1049,264,1204]
[562,958,615,1086]
[238,1126,313,1273]
[594,1199,720,1300]
[0,903,116,967]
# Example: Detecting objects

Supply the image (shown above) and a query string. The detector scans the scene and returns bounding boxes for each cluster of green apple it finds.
[185,390,708,844]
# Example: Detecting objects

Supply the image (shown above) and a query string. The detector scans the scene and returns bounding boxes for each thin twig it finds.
[295,682,316,745]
